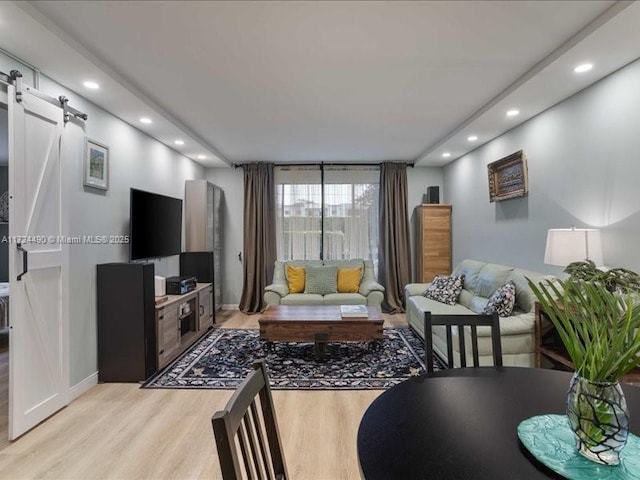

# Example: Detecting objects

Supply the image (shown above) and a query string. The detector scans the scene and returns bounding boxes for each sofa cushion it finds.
[423,274,464,306]
[474,264,513,298]
[483,281,516,316]
[285,260,322,270]
[324,259,365,280]
[281,293,324,306]
[337,267,362,293]
[407,296,476,338]
[286,264,306,293]
[453,260,486,294]
[469,295,491,314]
[304,265,338,295]
[323,293,367,305]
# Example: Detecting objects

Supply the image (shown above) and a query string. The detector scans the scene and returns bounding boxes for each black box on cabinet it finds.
[424,186,440,204]
[97,262,157,382]
[165,275,197,295]
[180,251,216,321]
[180,251,214,283]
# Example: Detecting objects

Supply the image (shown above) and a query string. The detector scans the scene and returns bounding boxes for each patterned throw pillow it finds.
[423,274,464,306]
[304,265,338,295]
[483,281,516,317]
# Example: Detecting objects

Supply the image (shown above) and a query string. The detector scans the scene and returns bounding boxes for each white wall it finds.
[38,76,206,386]
[206,164,444,304]
[443,58,640,275]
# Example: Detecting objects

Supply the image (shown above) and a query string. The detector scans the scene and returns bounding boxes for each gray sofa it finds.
[264,259,385,306]
[405,259,555,367]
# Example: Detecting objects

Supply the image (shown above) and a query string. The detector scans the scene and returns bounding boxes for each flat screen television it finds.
[130,188,182,261]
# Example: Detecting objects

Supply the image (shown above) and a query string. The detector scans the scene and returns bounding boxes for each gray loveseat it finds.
[405,259,555,367]
[264,259,384,306]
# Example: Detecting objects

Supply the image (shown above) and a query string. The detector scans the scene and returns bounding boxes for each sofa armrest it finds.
[405,283,430,298]
[360,279,384,296]
[265,282,289,298]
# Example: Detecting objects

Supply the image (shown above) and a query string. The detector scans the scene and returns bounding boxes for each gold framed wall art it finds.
[487,150,528,202]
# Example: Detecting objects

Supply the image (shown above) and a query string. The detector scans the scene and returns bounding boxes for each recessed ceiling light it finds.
[442,152,451,158]
[467,135,478,142]
[197,154,207,160]
[506,109,520,117]
[574,63,593,73]
[174,140,185,146]
[83,81,100,90]
[139,117,152,124]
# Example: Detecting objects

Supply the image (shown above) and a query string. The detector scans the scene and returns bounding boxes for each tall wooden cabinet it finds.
[416,204,452,283]
[185,180,223,310]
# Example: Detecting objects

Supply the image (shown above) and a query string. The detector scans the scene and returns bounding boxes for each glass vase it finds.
[566,373,629,465]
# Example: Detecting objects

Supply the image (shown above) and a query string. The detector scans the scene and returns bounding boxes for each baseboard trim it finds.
[221,304,240,311]
[69,372,98,402]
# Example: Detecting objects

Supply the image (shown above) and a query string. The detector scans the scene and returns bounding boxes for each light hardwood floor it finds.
[0,310,408,480]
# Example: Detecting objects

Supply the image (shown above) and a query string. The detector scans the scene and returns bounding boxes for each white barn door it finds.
[8,84,69,439]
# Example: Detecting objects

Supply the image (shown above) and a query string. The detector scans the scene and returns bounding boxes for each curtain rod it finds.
[234,161,415,169]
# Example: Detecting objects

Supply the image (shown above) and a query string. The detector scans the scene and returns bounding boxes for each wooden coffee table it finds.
[259,305,384,358]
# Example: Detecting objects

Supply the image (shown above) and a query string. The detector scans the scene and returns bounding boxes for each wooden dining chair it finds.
[212,361,289,480]
[424,312,503,372]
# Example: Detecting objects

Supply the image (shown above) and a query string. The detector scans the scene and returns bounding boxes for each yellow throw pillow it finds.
[337,267,362,293]
[286,265,306,293]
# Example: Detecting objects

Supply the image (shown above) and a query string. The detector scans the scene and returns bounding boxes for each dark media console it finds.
[97,262,213,382]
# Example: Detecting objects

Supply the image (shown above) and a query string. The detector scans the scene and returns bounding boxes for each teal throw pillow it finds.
[304,265,338,295]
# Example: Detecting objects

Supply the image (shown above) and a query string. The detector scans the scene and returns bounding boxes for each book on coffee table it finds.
[340,305,369,318]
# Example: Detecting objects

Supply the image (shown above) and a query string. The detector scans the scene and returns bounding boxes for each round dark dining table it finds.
[357,367,640,479]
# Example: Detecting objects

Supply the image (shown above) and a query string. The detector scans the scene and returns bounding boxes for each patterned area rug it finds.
[144,327,442,390]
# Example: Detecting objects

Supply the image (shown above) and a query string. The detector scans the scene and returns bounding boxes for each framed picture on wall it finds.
[487,150,528,202]
[84,138,109,191]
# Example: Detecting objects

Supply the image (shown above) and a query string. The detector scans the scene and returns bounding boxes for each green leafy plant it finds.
[564,260,640,293]
[528,278,640,382]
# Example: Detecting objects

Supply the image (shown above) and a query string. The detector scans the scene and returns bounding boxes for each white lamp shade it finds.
[544,228,604,267]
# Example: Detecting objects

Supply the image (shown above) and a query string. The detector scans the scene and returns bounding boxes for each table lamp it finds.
[544,227,604,267]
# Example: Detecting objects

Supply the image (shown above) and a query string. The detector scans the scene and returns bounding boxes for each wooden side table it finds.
[534,301,640,384]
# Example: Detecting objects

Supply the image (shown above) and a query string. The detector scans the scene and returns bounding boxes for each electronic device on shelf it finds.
[165,276,197,295]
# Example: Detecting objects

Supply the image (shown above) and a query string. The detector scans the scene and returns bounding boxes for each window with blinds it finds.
[275,165,379,267]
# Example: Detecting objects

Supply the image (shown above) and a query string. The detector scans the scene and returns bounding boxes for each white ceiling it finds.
[1,1,638,167]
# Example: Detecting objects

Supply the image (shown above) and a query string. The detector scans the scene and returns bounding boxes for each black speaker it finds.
[424,186,440,204]
[97,262,156,382]
[180,252,214,282]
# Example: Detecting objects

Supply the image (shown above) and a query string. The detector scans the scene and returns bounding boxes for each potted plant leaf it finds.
[528,277,640,465]
[564,260,640,293]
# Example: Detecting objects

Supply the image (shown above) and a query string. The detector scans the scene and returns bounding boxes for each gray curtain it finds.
[379,162,412,313]
[239,163,276,314]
